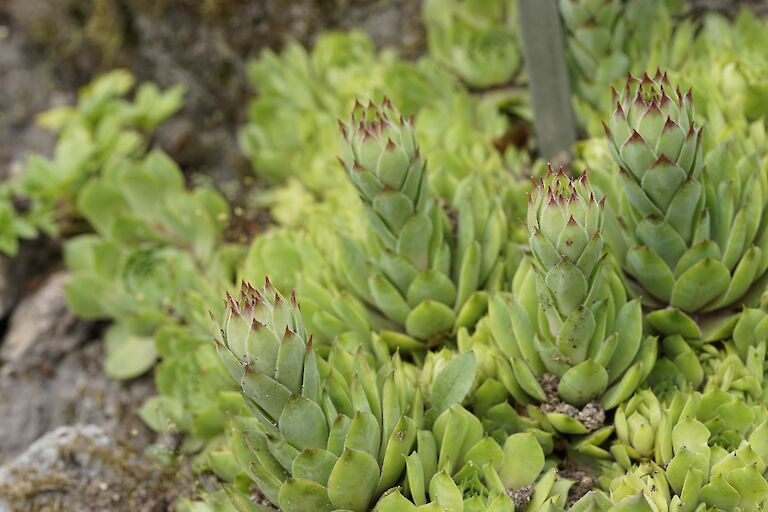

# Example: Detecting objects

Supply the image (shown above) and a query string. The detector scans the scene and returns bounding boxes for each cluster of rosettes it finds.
[527,167,604,277]
[605,71,702,185]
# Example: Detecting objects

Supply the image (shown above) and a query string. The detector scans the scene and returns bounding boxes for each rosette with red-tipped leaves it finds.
[489,168,656,433]
[605,72,768,329]
[337,99,508,348]
[212,280,426,512]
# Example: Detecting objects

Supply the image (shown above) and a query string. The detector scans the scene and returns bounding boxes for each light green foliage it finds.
[604,72,768,334]
[0,70,185,255]
[422,0,520,88]
[238,30,528,227]
[488,169,655,427]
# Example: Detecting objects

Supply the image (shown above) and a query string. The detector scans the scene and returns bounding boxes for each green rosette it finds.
[212,281,426,511]
[489,168,656,433]
[338,99,508,349]
[605,72,768,329]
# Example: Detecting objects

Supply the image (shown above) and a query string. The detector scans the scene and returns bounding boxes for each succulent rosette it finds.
[584,416,768,511]
[605,72,768,329]
[423,0,520,88]
[490,168,656,434]
[338,99,508,349]
[560,0,628,110]
[212,280,425,512]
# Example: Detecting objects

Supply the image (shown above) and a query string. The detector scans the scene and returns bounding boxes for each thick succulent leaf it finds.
[406,269,456,308]
[664,178,703,244]
[430,351,476,413]
[626,247,674,302]
[372,490,419,512]
[405,453,427,506]
[455,240,481,311]
[369,274,411,325]
[327,448,380,512]
[530,229,562,270]
[618,169,663,219]
[279,395,328,450]
[405,300,455,340]
[545,413,588,435]
[705,245,761,312]
[278,478,334,512]
[646,308,701,338]
[377,415,417,494]
[533,334,571,376]
[276,330,306,394]
[292,449,338,487]
[379,252,419,296]
[558,360,608,407]
[327,415,352,457]
[601,363,642,410]
[379,330,424,352]
[397,213,433,269]
[455,291,488,331]
[510,358,547,402]
[727,465,768,510]
[428,470,463,512]
[241,369,292,422]
[605,299,642,379]
[636,216,687,269]
[701,474,741,511]
[620,131,657,180]
[544,259,588,317]
[488,294,522,360]
[556,306,595,364]
[373,192,414,235]
[640,158,686,212]
[673,240,720,278]
[499,433,544,490]
[345,411,381,459]
[670,257,730,311]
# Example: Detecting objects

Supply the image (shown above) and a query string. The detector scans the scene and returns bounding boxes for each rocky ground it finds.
[1,0,767,510]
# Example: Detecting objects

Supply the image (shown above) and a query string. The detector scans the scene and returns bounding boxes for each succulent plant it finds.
[560,0,629,111]
[338,99,508,348]
[212,280,427,512]
[423,0,521,88]
[610,389,672,469]
[592,416,768,511]
[605,72,768,327]
[489,168,656,432]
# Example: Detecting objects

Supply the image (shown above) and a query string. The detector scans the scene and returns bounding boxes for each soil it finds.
[508,483,535,511]
[538,373,606,433]
[560,459,594,507]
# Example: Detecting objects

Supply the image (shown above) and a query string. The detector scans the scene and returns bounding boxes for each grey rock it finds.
[0,425,196,512]
[0,425,111,512]
[0,424,112,484]
[1,271,89,367]
[0,339,156,462]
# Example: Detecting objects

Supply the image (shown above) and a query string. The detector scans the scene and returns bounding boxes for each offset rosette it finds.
[587,416,768,511]
[339,98,426,251]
